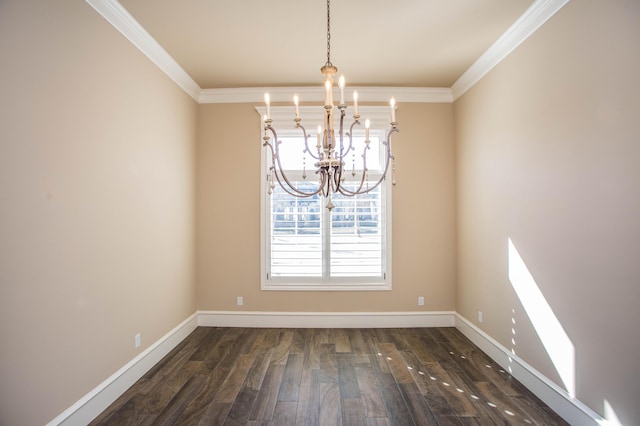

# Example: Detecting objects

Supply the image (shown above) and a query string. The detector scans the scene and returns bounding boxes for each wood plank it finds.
[332,328,352,353]
[365,419,390,426]
[188,328,225,361]
[473,380,531,424]
[213,354,254,403]
[354,364,387,419]
[278,353,303,402]
[402,329,437,363]
[398,382,439,425]
[271,401,297,425]
[421,361,480,417]
[290,328,310,354]
[174,352,240,424]
[225,387,258,425]
[196,402,229,426]
[296,369,321,425]
[318,375,342,426]
[510,394,568,425]
[269,329,293,364]
[337,354,361,399]
[375,372,415,425]
[250,364,285,421]
[399,350,443,397]
[346,328,369,354]
[149,375,206,426]
[424,395,464,426]
[226,347,275,424]
[342,397,366,426]
[378,342,413,384]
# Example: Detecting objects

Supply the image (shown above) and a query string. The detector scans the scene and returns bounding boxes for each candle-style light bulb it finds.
[365,118,370,140]
[293,94,300,119]
[353,91,359,117]
[390,97,396,123]
[338,75,345,105]
[264,93,271,119]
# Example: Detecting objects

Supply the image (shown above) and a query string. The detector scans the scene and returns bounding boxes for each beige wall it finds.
[454,1,640,424]
[0,1,197,424]
[196,103,457,312]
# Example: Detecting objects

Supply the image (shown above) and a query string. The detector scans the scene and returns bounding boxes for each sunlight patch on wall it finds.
[508,238,576,396]
[600,400,624,426]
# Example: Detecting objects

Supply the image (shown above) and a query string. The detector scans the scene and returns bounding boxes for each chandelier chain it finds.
[326,0,332,67]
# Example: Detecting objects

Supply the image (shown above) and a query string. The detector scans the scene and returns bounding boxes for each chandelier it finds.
[262,0,399,210]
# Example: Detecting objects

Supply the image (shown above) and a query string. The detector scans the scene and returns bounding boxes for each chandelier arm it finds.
[337,149,368,196]
[272,167,324,198]
[262,130,277,160]
[337,166,368,196]
[338,127,399,196]
[272,161,323,197]
[297,123,321,161]
[266,125,321,197]
[321,171,331,197]
[334,166,341,187]
[338,107,345,159]
[342,119,360,158]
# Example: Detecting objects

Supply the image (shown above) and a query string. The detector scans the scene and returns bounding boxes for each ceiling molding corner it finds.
[85,0,201,101]
[451,0,570,101]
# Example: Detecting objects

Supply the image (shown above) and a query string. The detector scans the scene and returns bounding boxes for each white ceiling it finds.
[115,0,535,89]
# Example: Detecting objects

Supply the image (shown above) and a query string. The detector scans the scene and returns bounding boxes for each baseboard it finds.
[197,310,456,328]
[47,313,198,426]
[454,313,604,426]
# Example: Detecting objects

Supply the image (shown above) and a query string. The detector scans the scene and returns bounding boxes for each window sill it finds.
[261,281,392,291]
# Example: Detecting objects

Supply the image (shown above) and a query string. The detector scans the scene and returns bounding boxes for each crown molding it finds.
[86,0,569,104]
[85,0,201,101]
[451,0,570,100]
[199,86,453,104]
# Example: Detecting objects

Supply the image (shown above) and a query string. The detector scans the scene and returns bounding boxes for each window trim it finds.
[257,105,393,291]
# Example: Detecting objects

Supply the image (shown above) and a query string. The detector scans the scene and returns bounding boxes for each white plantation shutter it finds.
[330,186,384,278]
[269,184,322,278]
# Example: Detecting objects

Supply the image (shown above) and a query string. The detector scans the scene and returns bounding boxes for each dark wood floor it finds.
[91,327,568,425]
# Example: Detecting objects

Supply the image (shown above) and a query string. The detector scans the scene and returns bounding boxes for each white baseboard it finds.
[454,313,604,426]
[197,310,456,328]
[47,313,198,426]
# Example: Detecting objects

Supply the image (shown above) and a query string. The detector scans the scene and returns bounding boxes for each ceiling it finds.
[116,0,535,89]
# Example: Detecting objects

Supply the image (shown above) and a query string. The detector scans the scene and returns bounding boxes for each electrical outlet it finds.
[418,296,424,306]
[237,296,244,306]
[134,333,141,348]
[478,311,483,323]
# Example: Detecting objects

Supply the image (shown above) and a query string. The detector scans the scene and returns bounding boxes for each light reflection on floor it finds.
[377,349,537,423]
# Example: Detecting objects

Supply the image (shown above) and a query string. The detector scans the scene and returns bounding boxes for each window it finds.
[259,106,392,291]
